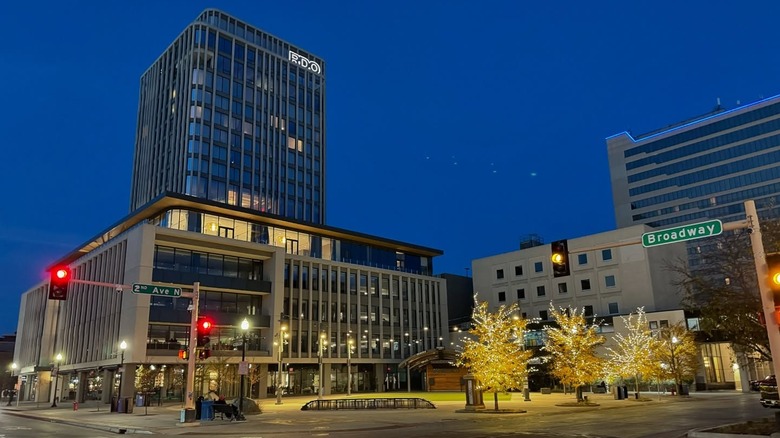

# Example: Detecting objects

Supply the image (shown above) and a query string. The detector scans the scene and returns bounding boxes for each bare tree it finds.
[665,228,771,362]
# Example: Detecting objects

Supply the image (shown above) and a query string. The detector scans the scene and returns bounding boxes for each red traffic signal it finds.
[196,317,213,347]
[48,266,71,300]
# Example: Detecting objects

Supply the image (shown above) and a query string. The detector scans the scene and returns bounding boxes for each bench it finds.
[213,403,237,421]
[593,386,607,394]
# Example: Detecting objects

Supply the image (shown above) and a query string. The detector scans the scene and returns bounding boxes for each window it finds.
[581,279,591,291]
[649,321,658,330]
[584,305,593,316]
[660,320,669,328]
[578,254,588,265]
[539,310,548,320]
[605,275,616,288]
[496,269,504,280]
[602,249,613,261]
[534,261,543,273]
[558,283,568,293]
[514,265,523,276]
[536,285,546,297]
[498,291,506,302]
[608,302,619,314]
[516,288,525,299]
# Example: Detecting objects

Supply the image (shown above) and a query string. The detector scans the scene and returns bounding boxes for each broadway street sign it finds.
[132,283,182,297]
[642,219,723,248]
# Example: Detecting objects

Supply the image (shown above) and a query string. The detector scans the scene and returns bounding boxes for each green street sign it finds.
[132,283,182,297]
[642,219,723,248]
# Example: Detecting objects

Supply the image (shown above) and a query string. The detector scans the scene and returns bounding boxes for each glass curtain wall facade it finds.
[151,208,433,275]
[130,9,326,224]
[608,95,780,230]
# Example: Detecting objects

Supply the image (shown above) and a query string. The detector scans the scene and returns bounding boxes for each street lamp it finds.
[51,353,62,407]
[7,363,17,406]
[275,324,288,405]
[116,340,127,410]
[347,333,354,396]
[239,318,249,421]
[318,332,327,400]
[670,335,680,395]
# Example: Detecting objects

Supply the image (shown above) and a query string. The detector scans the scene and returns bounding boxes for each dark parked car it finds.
[751,375,776,391]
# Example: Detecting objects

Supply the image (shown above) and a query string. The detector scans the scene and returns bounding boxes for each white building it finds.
[471,225,686,320]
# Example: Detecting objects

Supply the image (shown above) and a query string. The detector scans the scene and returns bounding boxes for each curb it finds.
[3,410,154,435]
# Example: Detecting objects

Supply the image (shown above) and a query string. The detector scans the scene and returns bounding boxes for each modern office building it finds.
[130,9,326,224]
[471,225,687,323]
[14,193,447,405]
[607,95,780,230]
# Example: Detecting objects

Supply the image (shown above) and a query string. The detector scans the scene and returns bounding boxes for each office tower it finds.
[607,95,780,229]
[130,9,326,224]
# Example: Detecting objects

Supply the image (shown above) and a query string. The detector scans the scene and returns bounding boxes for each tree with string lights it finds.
[456,296,533,410]
[543,304,605,401]
[605,307,659,395]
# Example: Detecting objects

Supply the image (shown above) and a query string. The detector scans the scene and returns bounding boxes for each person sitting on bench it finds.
[214,395,239,420]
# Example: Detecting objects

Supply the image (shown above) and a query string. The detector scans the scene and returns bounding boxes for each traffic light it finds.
[48,266,71,300]
[178,349,189,360]
[766,253,780,302]
[550,240,570,278]
[196,317,213,347]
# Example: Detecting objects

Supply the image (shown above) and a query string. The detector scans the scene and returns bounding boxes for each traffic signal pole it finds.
[185,282,199,410]
[744,201,780,382]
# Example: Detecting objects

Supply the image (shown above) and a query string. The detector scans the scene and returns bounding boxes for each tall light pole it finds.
[275,323,287,405]
[239,318,249,421]
[318,332,327,400]
[7,363,17,406]
[347,333,353,396]
[670,335,679,395]
[51,353,62,407]
[117,340,127,410]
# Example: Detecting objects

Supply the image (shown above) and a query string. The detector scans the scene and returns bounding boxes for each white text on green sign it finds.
[642,219,723,248]
[132,283,182,297]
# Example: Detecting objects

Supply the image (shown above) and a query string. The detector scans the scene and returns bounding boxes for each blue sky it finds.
[1,0,779,334]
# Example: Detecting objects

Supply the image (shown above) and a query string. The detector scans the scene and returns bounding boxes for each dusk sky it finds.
[2,1,780,335]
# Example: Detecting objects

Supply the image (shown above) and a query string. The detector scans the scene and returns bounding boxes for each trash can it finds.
[200,400,214,421]
[622,386,628,400]
[124,397,134,414]
[180,408,196,423]
[195,398,202,420]
[136,394,144,407]
[613,386,623,400]
[680,384,689,396]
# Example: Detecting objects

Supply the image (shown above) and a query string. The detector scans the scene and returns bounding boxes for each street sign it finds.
[238,361,248,375]
[132,283,182,297]
[642,219,723,248]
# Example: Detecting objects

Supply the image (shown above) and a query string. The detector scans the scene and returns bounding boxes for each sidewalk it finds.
[0,391,702,436]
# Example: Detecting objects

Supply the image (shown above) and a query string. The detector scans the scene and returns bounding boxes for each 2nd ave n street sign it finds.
[132,283,182,297]
[642,219,723,248]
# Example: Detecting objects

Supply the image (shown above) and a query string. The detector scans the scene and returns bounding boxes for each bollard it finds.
[73,401,79,411]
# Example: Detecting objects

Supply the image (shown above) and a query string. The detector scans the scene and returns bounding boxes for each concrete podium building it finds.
[15,194,447,405]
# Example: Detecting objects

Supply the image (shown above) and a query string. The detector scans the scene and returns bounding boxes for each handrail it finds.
[301,397,436,411]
